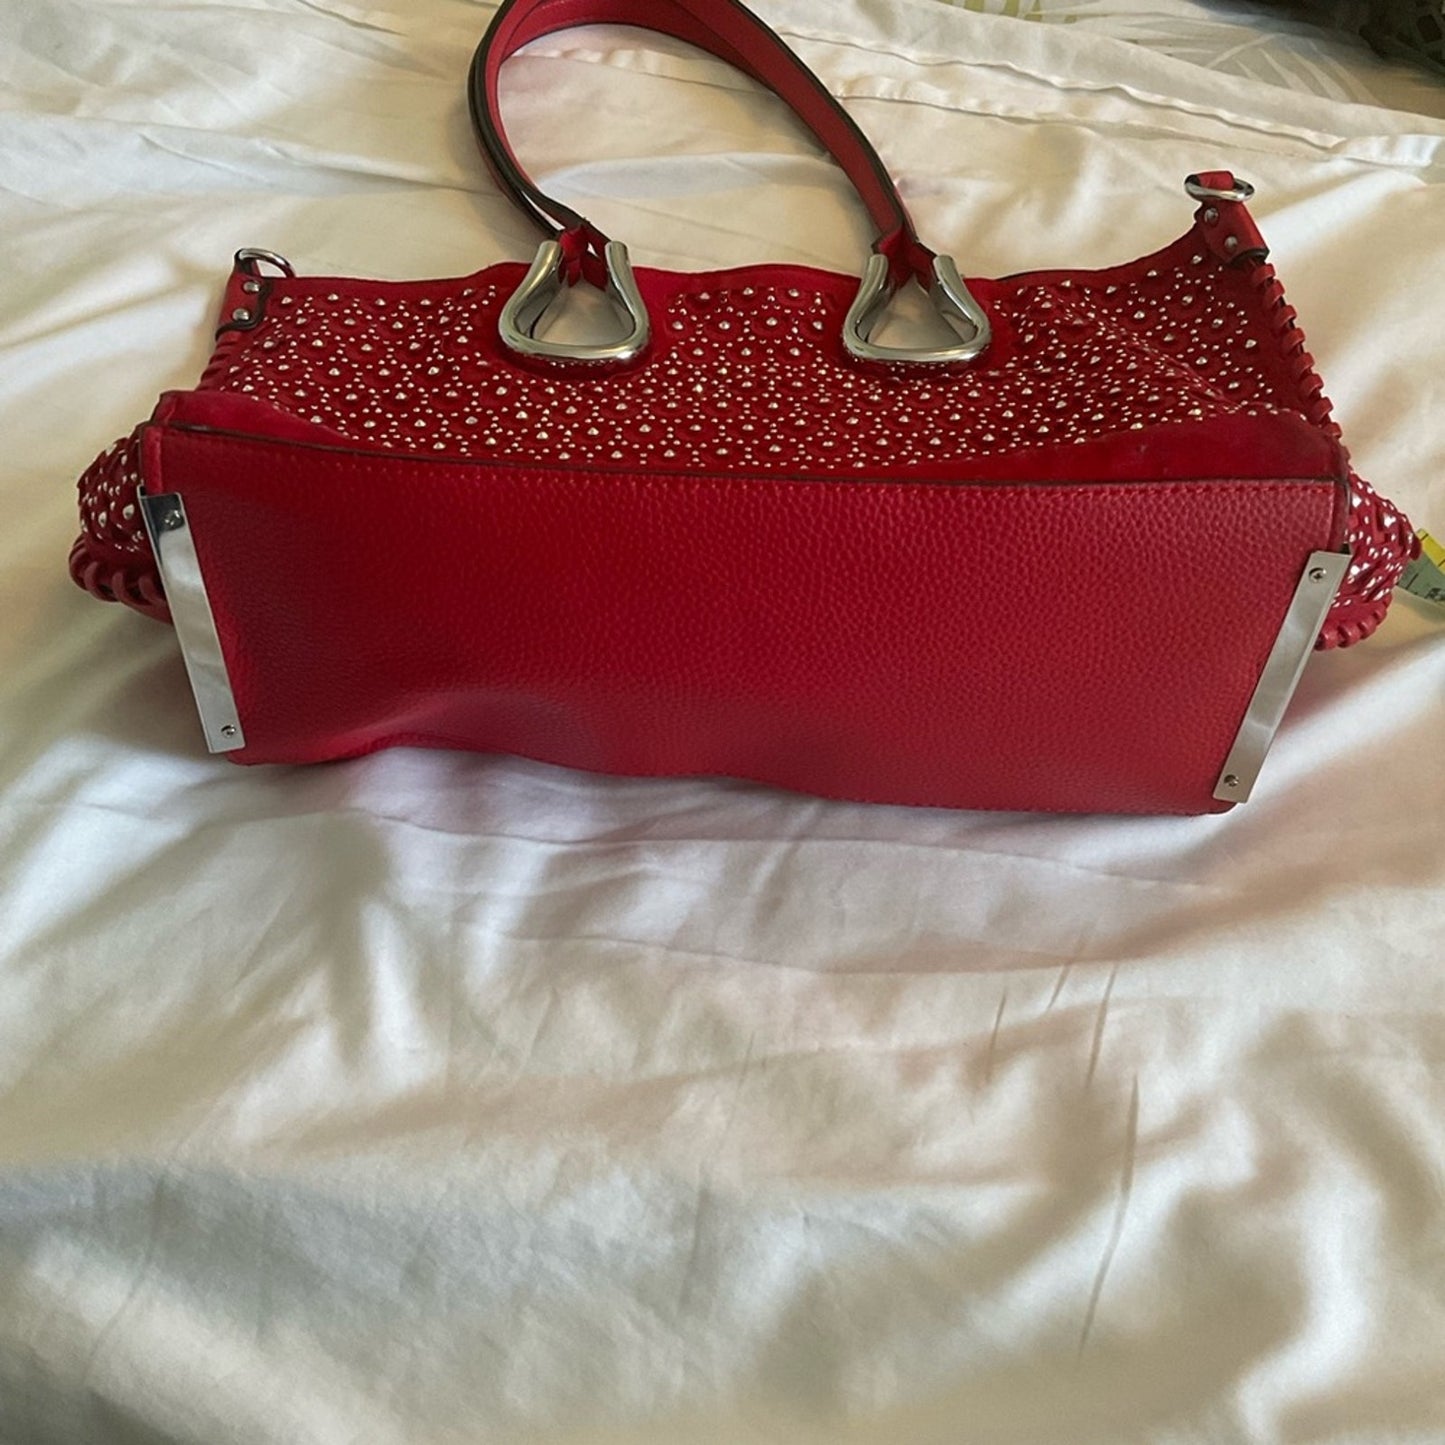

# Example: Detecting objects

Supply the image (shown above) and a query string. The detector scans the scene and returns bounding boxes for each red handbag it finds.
[70,0,1418,814]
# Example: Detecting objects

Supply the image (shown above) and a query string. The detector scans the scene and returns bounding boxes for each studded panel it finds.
[206,250,1311,469]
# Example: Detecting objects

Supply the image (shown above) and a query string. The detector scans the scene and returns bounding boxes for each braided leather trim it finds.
[69,432,170,622]
[1244,257,1418,648]
[1329,471,1420,648]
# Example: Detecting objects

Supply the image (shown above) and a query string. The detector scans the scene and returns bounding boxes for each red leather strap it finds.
[1189,169,1268,264]
[468,0,935,286]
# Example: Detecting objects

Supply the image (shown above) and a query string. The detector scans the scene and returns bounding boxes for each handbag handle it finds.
[468,0,992,366]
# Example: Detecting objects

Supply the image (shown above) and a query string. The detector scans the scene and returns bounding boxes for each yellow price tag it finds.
[1399,530,1445,608]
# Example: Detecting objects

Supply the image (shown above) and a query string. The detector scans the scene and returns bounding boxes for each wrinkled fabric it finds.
[941,0,1445,104]
[1,1,1444,1442]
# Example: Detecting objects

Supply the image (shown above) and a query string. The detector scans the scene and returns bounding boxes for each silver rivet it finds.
[1223,773,1239,789]
[231,307,251,322]
[1308,566,1327,582]
[1203,207,1219,225]
[241,279,261,294]
[1224,235,1239,253]
[220,724,237,738]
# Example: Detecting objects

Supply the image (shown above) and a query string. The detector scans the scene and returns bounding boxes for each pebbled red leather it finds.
[68,0,1418,812]
[146,413,1340,813]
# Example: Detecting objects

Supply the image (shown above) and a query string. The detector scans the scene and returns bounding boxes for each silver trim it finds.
[1213,549,1349,803]
[1184,174,1255,204]
[139,491,246,754]
[843,254,991,366]
[499,240,649,364]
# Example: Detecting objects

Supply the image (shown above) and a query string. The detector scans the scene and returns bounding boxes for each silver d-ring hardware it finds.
[234,247,295,277]
[1184,175,1255,204]
[500,240,649,364]
[843,254,991,365]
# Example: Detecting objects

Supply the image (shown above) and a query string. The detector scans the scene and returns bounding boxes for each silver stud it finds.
[1222,773,1239,789]
[241,279,261,294]
[231,307,252,322]
[1224,236,1239,253]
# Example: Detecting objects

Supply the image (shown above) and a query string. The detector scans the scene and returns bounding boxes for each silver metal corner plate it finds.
[139,491,246,753]
[1213,549,1350,803]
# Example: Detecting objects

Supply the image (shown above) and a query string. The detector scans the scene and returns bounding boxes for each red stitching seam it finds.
[161,428,1344,503]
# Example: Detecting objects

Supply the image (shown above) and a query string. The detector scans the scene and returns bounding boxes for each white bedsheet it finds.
[3,1,1444,1441]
